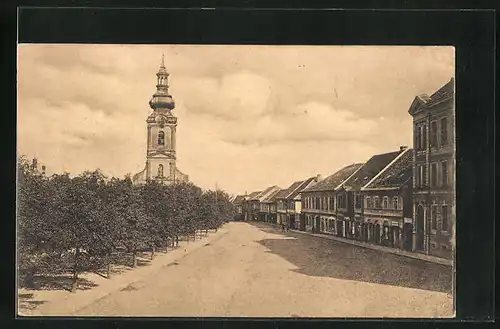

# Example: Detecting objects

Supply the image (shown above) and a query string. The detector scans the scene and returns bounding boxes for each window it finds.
[415,166,420,187]
[157,164,164,177]
[374,197,380,209]
[431,205,437,230]
[316,197,320,210]
[422,165,427,187]
[393,197,399,210]
[441,117,448,145]
[329,197,335,210]
[430,121,438,147]
[382,197,388,209]
[422,125,427,149]
[366,197,372,209]
[158,131,165,145]
[442,205,449,231]
[430,163,437,188]
[355,194,361,208]
[441,161,448,187]
[415,126,421,150]
[323,197,328,210]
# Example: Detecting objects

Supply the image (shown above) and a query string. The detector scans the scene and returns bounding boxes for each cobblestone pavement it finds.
[72,222,454,317]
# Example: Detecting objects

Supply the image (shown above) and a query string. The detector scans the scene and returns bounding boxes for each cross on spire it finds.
[161,53,165,68]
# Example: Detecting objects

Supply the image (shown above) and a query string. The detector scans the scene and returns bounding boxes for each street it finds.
[72,221,453,317]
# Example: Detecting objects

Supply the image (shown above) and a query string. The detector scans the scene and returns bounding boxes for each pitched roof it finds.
[342,150,403,190]
[408,78,454,115]
[288,177,318,200]
[363,148,413,189]
[262,188,282,203]
[233,195,246,204]
[255,185,281,202]
[247,191,262,200]
[426,77,454,107]
[301,163,364,192]
[275,180,304,200]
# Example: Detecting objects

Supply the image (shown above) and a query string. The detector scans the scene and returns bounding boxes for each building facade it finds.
[408,78,455,259]
[133,55,188,185]
[338,149,405,240]
[260,188,282,223]
[232,195,246,221]
[285,177,319,230]
[357,147,414,250]
[301,164,363,234]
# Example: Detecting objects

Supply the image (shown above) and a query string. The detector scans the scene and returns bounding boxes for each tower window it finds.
[158,131,165,145]
[158,164,164,177]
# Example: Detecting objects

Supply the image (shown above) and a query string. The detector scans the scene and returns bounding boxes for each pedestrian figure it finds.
[281,223,285,232]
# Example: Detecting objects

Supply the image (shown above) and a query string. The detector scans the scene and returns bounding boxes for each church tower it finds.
[133,55,189,185]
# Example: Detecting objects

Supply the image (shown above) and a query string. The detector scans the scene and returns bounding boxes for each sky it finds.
[17,45,454,196]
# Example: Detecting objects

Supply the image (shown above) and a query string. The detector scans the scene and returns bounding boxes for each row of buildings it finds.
[233,78,455,260]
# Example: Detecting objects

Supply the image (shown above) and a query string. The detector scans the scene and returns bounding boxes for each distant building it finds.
[408,78,455,259]
[261,189,281,223]
[275,177,320,229]
[244,191,262,221]
[232,195,246,221]
[275,181,303,227]
[29,157,48,176]
[256,186,282,222]
[133,55,188,185]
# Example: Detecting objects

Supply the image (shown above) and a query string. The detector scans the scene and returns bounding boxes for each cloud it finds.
[175,70,273,121]
[17,44,454,195]
[218,101,378,146]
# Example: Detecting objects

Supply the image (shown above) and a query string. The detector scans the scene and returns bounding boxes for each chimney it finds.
[32,158,38,170]
[400,145,408,151]
[316,174,323,182]
[41,165,46,175]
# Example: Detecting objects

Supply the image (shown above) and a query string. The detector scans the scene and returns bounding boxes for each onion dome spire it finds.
[149,54,175,111]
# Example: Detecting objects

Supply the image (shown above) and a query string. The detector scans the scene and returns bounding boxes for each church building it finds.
[133,55,189,185]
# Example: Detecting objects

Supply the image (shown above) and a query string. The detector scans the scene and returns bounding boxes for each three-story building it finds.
[408,78,455,259]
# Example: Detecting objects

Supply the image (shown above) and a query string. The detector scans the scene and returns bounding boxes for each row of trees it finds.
[17,157,235,292]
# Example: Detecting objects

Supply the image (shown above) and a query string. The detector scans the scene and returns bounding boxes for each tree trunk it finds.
[205,229,208,236]
[107,262,111,279]
[71,249,80,293]
[151,245,155,260]
[176,235,179,247]
[132,249,137,268]
[24,268,35,289]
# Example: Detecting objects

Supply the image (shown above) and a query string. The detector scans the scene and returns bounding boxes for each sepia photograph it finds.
[17,44,455,318]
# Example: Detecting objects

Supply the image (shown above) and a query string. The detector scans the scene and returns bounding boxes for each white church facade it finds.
[133,55,189,185]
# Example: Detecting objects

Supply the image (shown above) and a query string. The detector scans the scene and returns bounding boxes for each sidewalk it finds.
[18,227,230,316]
[259,222,452,267]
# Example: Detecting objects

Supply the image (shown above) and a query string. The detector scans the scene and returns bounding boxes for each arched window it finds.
[158,164,164,177]
[382,197,389,209]
[393,197,399,209]
[431,205,437,230]
[374,197,380,209]
[158,131,165,145]
[366,197,372,209]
